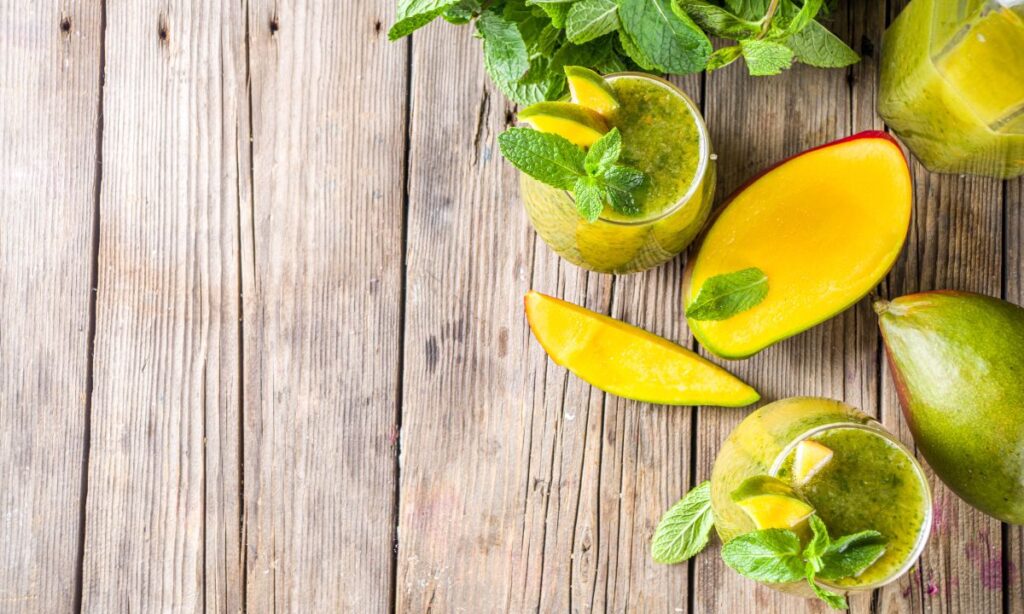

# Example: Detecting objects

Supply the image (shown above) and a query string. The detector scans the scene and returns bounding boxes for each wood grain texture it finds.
[79,2,247,611]
[0,2,102,611]
[241,1,406,611]
[1004,177,1023,614]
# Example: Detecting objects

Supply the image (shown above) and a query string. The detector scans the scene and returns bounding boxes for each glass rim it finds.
[768,421,933,592]
[569,72,712,227]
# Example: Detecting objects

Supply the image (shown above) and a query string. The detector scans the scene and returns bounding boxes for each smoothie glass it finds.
[711,398,932,596]
[879,0,1024,178]
[521,73,715,274]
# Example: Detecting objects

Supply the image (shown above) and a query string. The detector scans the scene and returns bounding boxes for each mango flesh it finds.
[731,475,815,530]
[877,291,1024,524]
[518,101,609,148]
[524,291,759,406]
[792,440,833,486]
[685,132,912,359]
[565,65,620,118]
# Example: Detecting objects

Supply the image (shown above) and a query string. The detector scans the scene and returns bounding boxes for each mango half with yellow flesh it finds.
[877,291,1024,524]
[684,132,912,359]
[565,65,620,118]
[524,291,759,406]
[518,101,609,148]
[731,476,815,530]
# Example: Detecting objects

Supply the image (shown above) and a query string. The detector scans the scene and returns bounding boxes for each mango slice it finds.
[792,440,833,486]
[731,476,815,530]
[524,291,759,406]
[565,65,620,118]
[518,101,609,148]
[684,132,912,359]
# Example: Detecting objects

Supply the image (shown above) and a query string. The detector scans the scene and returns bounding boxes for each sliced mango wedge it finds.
[524,291,759,406]
[792,439,834,486]
[731,476,815,530]
[518,101,609,148]
[565,65,620,118]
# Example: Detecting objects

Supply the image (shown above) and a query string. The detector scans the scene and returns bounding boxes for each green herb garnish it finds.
[498,127,646,222]
[686,267,769,321]
[651,481,715,564]
[389,0,860,105]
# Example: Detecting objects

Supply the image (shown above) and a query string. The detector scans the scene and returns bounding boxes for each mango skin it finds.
[877,291,1024,524]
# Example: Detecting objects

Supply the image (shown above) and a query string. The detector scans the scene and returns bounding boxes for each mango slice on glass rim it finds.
[732,475,815,530]
[524,291,759,406]
[565,65,620,118]
[518,101,609,148]
[792,439,834,486]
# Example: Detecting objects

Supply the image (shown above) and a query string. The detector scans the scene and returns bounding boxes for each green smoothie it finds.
[879,0,1024,178]
[521,73,714,274]
[711,398,932,595]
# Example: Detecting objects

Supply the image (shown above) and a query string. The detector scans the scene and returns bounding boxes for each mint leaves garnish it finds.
[390,0,859,105]
[686,267,769,321]
[651,481,716,564]
[720,529,806,582]
[498,127,646,222]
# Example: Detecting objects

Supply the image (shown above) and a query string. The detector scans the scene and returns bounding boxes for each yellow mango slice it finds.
[524,291,759,406]
[565,65,620,118]
[518,101,609,148]
[792,439,834,486]
[731,476,815,530]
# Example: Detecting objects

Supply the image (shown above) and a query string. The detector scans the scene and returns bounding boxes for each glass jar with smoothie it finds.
[879,0,1024,178]
[711,397,932,595]
[520,73,715,274]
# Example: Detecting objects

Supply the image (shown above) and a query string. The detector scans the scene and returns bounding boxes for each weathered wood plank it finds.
[1004,177,1023,614]
[0,3,102,611]
[79,2,247,611]
[241,2,406,611]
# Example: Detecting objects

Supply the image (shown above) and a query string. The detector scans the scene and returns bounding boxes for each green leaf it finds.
[551,36,628,74]
[724,0,769,20]
[819,530,886,580]
[389,0,459,40]
[784,20,859,68]
[776,0,824,36]
[618,0,712,74]
[585,128,622,175]
[675,0,760,39]
[720,529,806,583]
[686,267,769,321]
[566,0,620,44]
[707,45,742,71]
[498,57,567,105]
[617,29,660,71]
[651,482,716,564]
[477,10,531,85]
[574,176,606,221]
[531,1,574,28]
[604,164,644,215]
[740,39,794,76]
[807,573,848,610]
[443,0,481,24]
[498,127,586,190]
[803,515,831,572]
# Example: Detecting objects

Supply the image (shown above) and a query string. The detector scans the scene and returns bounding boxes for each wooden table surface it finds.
[1,1,1021,612]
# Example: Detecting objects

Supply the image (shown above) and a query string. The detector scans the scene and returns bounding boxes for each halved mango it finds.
[684,132,912,359]
[518,101,609,148]
[731,476,815,530]
[565,65,620,118]
[524,291,759,406]
[792,440,833,486]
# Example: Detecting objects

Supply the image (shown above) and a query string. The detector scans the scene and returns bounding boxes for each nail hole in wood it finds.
[60,17,72,33]
[504,111,515,126]
[269,16,279,35]
[158,17,169,43]
[374,20,382,34]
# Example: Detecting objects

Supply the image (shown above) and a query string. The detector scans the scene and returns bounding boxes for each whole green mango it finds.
[876,290,1024,524]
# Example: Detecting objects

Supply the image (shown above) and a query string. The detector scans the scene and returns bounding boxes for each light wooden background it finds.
[1,1,1020,612]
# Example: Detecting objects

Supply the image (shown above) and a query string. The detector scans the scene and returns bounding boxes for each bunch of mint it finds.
[390,0,859,105]
[651,481,887,610]
[498,127,646,221]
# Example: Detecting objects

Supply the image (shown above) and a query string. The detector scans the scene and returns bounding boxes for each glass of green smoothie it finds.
[520,73,715,274]
[879,0,1024,178]
[711,398,932,595]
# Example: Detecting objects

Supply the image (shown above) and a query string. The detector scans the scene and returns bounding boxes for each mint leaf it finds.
[723,0,770,20]
[776,0,824,36]
[707,45,743,71]
[617,28,659,71]
[389,0,459,40]
[803,515,831,572]
[784,20,859,68]
[531,2,574,29]
[740,39,794,76]
[574,176,606,221]
[603,164,645,215]
[721,529,805,583]
[585,128,622,176]
[618,0,712,74]
[675,0,760,39]
[807,573,848,610]
[477,10,530,85]
[551,36,629,74]
[500,57,567,106]
[687,267,769,321]
[498,128,586,190]
[566,0,619,44]
[443,0,480,24]
[819,530,886,580]
[651,481,716,564]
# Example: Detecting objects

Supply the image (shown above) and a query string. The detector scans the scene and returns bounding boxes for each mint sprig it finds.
[389,0,859,105]
[498,127,646,222]
[651,481,715,564]
[686,267,769,321]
